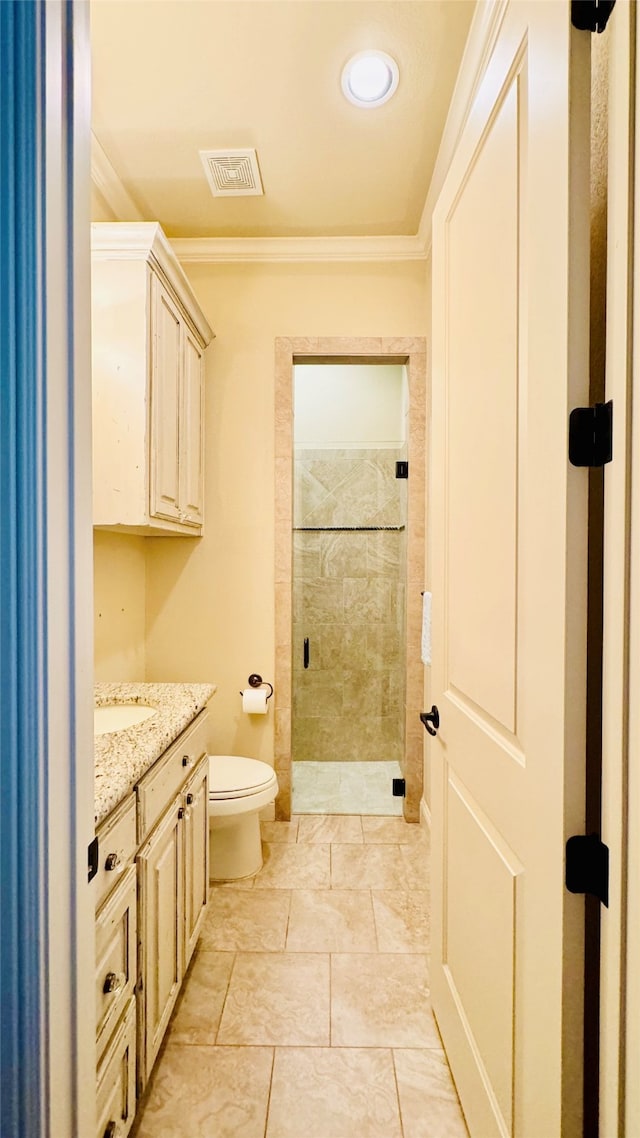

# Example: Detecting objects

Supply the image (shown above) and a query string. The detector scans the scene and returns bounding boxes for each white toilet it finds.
[208,755,278,881]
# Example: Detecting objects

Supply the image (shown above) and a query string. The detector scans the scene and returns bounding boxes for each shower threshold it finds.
[292,760,403,816]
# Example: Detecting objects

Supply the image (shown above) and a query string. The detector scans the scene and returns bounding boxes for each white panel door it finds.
[430,5,590,1136]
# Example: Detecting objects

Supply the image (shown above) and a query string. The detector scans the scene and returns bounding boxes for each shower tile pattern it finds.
[132,814,469,1138]
[293,447,407,765]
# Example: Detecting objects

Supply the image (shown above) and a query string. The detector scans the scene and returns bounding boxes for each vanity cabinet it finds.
[94,795,138,1138]
[183,758,209,963]
[94,708,210,1131]
[91,222,213,536]
[136,715,209,1092]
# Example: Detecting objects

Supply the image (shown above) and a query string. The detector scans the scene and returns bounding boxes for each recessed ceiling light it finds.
[341,51,399,108]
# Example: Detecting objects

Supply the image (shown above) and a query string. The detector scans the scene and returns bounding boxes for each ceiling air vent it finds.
[199,148,264,197]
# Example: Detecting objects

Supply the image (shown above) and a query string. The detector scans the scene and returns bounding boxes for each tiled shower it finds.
[291,366,408,813]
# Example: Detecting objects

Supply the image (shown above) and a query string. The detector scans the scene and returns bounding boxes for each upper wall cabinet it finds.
[91,223,214,535]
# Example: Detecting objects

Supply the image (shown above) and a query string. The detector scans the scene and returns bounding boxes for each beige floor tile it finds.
[362,816,427,845]
[253,842,330,889]
[286,889,377,952]
[331,843,408,889]
[297,814,363,843]
[266,1048,402,1138]
[400,843,431,889]
[200,889,291,952]
[394,1049,469,1137]
[134,1044,273,1138]
[372,891,430,953]
[217,952,330,1045]
[331,953,439,1047]
[261,819,300,843]
[166,950,234,1045]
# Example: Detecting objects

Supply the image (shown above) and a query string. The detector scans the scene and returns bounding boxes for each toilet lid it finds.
[209,755,277,799]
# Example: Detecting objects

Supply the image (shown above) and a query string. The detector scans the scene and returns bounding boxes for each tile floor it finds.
[292,760,403,815]
[132,814,469,1138]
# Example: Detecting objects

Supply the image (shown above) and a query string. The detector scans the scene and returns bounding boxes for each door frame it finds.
[1,2,95,1135]
[274,337,426,820]
[600,3,637,1133]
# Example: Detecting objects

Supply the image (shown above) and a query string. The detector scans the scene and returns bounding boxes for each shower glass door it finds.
[291,363,407,814]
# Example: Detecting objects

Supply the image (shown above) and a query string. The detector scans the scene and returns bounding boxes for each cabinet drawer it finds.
[96,995,136,1138]
[95,795,137,911]
[136,711,208,843]
[96,865,137,1058]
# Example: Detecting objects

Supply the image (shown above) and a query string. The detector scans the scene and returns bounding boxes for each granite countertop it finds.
[94,681,215,826]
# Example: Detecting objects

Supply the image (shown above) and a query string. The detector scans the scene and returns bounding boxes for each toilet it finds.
[208,755,278,881]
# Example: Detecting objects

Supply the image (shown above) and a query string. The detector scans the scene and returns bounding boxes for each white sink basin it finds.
[94,703,157,736]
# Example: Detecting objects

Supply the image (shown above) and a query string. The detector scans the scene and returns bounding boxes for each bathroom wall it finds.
[93,531,146,680]
[143,260,428,769]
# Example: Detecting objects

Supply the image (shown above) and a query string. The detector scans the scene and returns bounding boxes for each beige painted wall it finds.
[144,260,428,763]
[93,531,146,680]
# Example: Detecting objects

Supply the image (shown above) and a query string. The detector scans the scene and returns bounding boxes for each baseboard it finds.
[420,797,432,832]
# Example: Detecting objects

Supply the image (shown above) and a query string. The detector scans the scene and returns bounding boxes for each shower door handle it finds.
[303,638,310,669]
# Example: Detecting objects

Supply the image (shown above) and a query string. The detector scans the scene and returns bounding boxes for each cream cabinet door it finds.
[137,797,184,1091]
[179,327,205,527]
[430,4,590,1136]
[150,275,181,523]
[183,756,209,967]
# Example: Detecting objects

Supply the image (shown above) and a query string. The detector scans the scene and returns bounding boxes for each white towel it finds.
[421,591,432,666]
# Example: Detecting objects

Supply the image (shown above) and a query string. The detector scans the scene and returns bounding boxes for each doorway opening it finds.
[292,361,408,814]
[274,337,427,822]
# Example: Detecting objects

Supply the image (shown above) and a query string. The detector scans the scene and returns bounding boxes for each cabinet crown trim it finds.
[91,221,214,347]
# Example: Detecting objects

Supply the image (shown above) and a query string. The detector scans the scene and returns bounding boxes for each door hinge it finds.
[395,461,408,479]
[568,400,613,467]
[571,0,616,33]
[88,836,99,883]
[566,834,609,906]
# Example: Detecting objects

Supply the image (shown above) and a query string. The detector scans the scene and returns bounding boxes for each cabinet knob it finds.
[178,807,185,820]
[103,971,125,996]
[182,755,193,768]
[186,793,194,805]
[104,852,123,873]
[103,1123,123,1138]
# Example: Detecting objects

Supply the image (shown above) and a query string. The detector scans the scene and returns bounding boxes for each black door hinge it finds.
[571,0,616,33]
[88,836,99,883]
[566,834,609,906]
[569,400,613,467]
[395,461,408,479]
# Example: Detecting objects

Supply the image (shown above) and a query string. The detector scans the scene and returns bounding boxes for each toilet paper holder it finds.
[239,673,274,700]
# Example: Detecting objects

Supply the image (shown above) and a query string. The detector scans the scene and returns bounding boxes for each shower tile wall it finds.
[293,449,406,764]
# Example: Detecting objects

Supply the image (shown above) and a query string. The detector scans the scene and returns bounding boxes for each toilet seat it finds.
[209,755,277,801]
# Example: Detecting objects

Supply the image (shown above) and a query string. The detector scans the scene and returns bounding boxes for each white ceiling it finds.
[90,0,475,240]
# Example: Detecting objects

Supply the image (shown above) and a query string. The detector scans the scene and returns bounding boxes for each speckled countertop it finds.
[94,681,215,826]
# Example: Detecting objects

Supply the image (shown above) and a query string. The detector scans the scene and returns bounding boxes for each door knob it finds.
[420,706,440,736]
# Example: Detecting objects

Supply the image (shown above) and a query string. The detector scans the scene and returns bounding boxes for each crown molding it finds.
[170,233,426,264]
[91,132,145,222]
[90,0,506,265]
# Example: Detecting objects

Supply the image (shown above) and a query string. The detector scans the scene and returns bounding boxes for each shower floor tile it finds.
[292,760,403,816]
